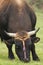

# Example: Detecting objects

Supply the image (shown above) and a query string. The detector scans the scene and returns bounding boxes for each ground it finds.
[0,8,43,65]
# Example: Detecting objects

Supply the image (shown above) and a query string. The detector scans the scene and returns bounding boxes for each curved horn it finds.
[4,31,16,37]
[27,28,40,36]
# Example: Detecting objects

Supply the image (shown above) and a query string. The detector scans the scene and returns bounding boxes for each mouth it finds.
[20,58,30,62]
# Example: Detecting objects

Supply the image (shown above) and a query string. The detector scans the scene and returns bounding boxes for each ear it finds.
[31,37,40,43]
[4,38,14,45]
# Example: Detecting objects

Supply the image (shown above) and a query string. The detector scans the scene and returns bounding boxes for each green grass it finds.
[0,11,43,65]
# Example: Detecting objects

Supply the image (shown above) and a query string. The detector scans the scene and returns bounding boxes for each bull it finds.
[0,0,40,62]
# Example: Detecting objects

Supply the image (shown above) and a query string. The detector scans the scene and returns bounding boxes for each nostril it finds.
[24,58,29,62]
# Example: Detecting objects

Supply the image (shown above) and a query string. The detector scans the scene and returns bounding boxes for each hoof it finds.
[33,57,40,61]
[8,56,15,60]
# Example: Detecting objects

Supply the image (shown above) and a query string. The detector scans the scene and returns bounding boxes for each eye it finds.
[25,38,29,43]
[25,38,31,45]
[15,39,22,46]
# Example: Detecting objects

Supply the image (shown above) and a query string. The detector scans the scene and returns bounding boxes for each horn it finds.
[27,28,40,36]
[4,31,16,37]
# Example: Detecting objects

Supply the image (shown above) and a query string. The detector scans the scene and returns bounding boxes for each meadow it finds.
[0,9,43,65]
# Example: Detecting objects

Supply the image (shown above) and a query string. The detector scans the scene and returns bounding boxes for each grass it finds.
[0,11,43,65]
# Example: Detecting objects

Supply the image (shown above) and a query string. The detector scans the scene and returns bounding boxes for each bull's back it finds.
[8,1,32,33]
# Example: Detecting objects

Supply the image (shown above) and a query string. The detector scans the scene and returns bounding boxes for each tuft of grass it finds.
[0,10,43,65]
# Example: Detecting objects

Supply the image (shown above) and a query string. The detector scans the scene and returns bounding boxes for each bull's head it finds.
[5,28,40,62]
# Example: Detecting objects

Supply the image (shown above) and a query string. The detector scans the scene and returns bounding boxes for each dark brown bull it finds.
[0,0,40,62]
